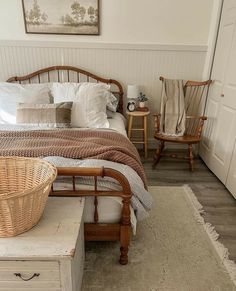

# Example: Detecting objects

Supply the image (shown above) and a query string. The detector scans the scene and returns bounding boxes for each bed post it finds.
[119,196,131,265]
[103,168,132,265]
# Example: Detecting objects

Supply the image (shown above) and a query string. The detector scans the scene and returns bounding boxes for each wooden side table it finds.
[127,111,150,158]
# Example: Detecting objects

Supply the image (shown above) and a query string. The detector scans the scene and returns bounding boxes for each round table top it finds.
[126,110,150,116]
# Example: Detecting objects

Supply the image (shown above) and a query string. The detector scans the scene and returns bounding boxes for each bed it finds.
[0,66,152,265]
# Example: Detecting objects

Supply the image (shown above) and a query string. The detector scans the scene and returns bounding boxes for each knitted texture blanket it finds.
[0,129,147,187]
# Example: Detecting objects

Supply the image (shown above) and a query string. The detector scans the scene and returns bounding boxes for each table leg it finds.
[142,116,145,152]
[144,116,148,158]
[128,116,133,139]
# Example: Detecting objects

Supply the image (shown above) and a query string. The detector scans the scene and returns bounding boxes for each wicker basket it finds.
[0,157,57,237]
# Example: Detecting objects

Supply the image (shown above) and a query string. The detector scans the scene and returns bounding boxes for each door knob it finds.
[220,93,224,97]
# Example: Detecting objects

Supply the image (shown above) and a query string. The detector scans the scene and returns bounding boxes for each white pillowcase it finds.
[0,83,51,124]
[52,82,110,128]
[74,83,110,128]
[51,82,81,103]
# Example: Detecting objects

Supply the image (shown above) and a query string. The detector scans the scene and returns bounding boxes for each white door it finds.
[200,0,236,189]
[224,6,236,196]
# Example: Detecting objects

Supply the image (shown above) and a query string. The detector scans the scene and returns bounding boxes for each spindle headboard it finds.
[7,65,124,114]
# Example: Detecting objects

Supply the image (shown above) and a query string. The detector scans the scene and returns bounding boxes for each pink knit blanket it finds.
[0,129,147,187]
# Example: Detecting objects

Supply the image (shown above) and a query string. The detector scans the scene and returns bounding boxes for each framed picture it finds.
[22,0,99,35]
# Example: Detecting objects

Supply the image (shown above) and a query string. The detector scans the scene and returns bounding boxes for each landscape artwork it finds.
[22,0,99,35]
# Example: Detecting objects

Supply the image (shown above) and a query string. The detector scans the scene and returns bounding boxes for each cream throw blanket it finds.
[160,79,187,136]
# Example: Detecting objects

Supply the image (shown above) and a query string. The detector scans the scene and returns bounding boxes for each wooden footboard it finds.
[50,167,132,265]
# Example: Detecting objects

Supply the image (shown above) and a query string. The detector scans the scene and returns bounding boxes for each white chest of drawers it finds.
[0,197,85,291]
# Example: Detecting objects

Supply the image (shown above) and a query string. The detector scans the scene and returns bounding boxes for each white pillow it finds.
[0,83,51,124]
[73,83,109,128]
[52,82,110,128]
[51,82,81,103]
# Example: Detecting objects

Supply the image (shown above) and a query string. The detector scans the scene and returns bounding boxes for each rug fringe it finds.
[183,184,236,286]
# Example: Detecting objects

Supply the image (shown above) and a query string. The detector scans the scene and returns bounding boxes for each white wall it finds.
[0,0,215,148]
[0,0,213,45]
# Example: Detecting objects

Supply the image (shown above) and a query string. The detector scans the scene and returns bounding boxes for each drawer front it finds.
[0,261,61,290]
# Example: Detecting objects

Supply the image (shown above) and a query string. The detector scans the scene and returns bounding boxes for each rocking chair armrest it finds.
[186,115,207,121]
[185,116,207,138]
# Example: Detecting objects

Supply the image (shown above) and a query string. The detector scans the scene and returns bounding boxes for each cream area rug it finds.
[82,186,236,291]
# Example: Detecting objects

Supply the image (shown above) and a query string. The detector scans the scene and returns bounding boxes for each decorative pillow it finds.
[52,82,110,128]
[0,83,52,124]
[16,102,72,128]
[72,83,110,128]
[106,92,119,112]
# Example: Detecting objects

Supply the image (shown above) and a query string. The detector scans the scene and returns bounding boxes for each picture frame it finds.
[22,0,100,35]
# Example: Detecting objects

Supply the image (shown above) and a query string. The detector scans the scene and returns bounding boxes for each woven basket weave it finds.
[0,157,57,237]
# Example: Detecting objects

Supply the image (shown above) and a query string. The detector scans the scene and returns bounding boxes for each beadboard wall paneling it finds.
[0,41,207,147]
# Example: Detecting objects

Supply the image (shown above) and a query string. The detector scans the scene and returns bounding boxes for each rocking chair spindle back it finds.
[153,77,212,171]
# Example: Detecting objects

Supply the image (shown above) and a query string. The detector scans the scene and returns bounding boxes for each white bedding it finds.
[108,112,127,136]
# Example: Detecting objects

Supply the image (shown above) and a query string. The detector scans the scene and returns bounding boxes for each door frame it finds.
[202,0,224,83]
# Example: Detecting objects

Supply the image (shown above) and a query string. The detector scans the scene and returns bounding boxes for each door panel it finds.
[214,107,235,162]
[200,89,219,164]
[202,98,218,150]
[211,105,236,182]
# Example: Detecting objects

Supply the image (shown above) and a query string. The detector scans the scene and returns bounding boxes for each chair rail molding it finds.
[0,40,207,52]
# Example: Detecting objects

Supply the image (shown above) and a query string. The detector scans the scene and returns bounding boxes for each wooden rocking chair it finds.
[153,77,212,171]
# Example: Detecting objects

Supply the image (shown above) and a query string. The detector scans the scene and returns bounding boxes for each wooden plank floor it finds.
[142,149,236,262]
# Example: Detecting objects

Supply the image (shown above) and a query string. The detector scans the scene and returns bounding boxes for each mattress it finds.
[85,196,137,233]
[53,180,137,233]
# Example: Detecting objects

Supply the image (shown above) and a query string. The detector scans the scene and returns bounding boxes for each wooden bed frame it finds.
[7,66,132,265]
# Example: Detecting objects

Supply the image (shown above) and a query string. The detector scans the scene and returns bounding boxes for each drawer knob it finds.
[14,273,40,281]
